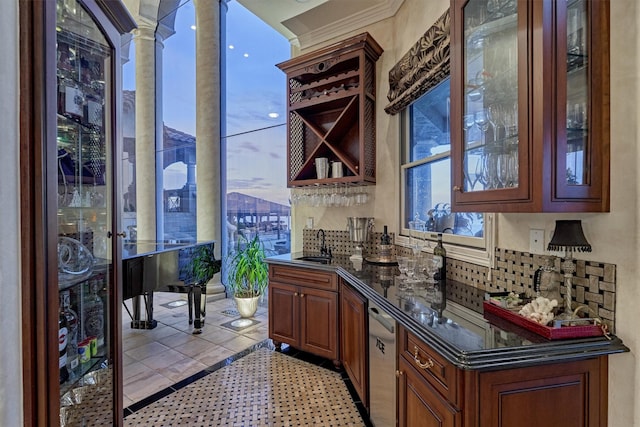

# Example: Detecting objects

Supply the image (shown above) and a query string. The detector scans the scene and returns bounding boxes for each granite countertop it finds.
[267,252,629,370]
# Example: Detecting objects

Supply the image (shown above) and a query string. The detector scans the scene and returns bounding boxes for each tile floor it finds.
[123,347,366,426]
[123,292,371,426]
[122,293,269,408]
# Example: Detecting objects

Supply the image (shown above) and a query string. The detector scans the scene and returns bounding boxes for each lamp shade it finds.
[547,220,592,252]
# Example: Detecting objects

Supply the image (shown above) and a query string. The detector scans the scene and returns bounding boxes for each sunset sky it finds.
[123,0,291,206]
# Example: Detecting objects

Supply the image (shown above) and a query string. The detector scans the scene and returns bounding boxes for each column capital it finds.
[133,17,156,41]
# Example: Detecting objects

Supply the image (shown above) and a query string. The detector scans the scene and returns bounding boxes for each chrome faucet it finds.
[316,229,331,257]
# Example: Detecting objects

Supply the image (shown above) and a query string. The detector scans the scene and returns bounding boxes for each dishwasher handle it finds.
[369,306,395,334]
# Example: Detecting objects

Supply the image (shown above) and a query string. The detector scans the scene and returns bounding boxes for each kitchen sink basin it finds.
[295,255,332,264]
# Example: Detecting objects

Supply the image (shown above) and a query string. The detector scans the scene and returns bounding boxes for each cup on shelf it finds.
[315,157,329,179]
[331,161,343,178]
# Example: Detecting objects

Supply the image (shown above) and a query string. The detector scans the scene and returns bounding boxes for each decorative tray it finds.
[483,294,606,340]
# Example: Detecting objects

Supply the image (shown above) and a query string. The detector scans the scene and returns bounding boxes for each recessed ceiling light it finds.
[228,44,235,49]
[243,53,249,58]
[268,112,279,119]
[190,25,196,30]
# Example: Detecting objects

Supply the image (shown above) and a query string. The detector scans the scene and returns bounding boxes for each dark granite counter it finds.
[267,252,629,370]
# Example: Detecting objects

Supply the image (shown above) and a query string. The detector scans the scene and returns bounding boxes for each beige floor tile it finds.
[139,348,190,371]
[219,334,261,353]
[156,330,199,349]
[161,357,208,383]
[124,371,174,403]
[192,345,237,366]
[173,336,227,359]
[125,341,171,361]
[198,325,240,344]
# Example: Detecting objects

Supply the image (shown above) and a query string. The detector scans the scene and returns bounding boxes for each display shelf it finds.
[60,354,108,397]
[278,32,382,188]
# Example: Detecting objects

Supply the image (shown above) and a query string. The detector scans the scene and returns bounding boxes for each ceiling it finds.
[236,0,403,49]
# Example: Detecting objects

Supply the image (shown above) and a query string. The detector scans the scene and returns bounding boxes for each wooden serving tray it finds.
[482,300,605,340]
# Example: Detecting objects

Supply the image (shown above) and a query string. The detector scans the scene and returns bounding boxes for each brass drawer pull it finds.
[294,292,298,297]
[413,346,434,370]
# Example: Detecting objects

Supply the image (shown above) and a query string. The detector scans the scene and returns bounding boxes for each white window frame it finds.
[398,104,496,270]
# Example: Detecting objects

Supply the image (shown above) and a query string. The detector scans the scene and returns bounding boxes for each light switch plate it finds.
[529,229,545,254]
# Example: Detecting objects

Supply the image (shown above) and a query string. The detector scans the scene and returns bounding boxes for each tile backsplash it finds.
[301,230,617,331]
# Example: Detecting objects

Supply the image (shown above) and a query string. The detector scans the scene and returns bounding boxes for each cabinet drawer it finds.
[269,264,337,291]
[399,326,461,407]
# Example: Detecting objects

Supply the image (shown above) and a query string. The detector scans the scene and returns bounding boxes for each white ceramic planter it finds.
[235,295,260,318]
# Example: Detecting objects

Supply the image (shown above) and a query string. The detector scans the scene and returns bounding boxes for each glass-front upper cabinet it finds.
[53,0,134,425]
[451,0,610,212]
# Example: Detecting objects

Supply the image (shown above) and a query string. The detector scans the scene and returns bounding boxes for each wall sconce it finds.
[547,220,592,319]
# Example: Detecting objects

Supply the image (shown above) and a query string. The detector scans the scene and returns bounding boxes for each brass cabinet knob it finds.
[453,185,461,192]
[395,370,404,377]
[107,231,127,238]
[294,292,298,297]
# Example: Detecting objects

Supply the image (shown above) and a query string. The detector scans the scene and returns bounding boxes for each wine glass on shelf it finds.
[474,109,490,147]
[462,114,476,191]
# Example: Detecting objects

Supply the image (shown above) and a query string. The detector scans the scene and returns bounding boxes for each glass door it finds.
[555,0,603,202]
[461,0,520,193]
[56,0,114,423]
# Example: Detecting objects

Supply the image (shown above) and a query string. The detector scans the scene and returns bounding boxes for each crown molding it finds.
[296,0,403,50]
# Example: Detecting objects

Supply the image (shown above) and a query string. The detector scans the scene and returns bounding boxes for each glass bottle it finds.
[58,305,69,384]
[60,290,79,380]
[433,233,447,284]
[83,280,104,348]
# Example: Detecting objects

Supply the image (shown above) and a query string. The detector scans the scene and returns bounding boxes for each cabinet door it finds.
[551,0,609,210]
[55,0,125,423]
[451,0,530,208]
[477,357,607,427]
[398,358,460,427]
[340,282,368,406]
[299,286,339,360]
[268,282,299,347]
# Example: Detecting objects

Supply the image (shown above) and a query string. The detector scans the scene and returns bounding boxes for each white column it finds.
[193,0,222,258]
[133,20,157,242]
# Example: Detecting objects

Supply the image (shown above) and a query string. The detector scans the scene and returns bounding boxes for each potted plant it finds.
[183,244,221,285]
[227,234,269,318]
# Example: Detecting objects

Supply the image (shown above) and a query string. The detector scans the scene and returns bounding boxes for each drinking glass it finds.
[423,256,441,286]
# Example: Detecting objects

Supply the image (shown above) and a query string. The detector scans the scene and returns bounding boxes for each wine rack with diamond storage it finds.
[277,33,383,187]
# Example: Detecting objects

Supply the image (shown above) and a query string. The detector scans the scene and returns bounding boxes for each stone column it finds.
[194,0,222,255]
[133,20,157,242]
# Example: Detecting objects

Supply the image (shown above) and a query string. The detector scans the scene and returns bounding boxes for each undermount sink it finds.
[295,255,332,264]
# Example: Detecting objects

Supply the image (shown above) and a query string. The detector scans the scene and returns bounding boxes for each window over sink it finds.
[400,77,493,257]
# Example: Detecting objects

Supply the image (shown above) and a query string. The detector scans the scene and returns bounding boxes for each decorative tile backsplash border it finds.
[302,229,393,257]
[301,230,617,331]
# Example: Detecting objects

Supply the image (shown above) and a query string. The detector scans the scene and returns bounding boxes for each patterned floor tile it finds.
[124,348,365,427]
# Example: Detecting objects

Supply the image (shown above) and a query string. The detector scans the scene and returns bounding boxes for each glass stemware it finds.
[423,256,442,286]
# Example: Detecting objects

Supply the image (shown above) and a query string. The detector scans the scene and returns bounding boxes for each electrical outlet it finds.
[529,229,545,254]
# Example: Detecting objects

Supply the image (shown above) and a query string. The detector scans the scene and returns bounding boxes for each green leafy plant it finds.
[183,244,221,285]
[227,235,269,298]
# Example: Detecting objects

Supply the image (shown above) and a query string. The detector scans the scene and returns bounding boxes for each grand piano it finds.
[122,240,218,332]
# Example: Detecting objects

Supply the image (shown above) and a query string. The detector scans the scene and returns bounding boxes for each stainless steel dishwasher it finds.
[368,301,397,427]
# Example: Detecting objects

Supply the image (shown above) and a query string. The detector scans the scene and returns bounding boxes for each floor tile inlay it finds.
[124,348,365,426]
